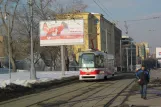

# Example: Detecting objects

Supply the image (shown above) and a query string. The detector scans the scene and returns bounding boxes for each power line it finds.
[92,0,125,33]
[94,0,118,24]
[95,0,125,33]
[118,16,161,34]
[97,0,113,17]
[93,0,110,17]
[93,0,161,36]
[124,16,161,22]
[95,0,126,32]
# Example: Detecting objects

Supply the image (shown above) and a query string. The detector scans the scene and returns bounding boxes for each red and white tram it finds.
[79,49,115,80]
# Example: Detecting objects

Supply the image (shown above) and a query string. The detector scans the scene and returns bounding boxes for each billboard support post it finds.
[61,45,65,76]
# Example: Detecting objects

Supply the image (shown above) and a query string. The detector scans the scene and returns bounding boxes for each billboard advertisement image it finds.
[156,47,161,58]
[40,19,84,46]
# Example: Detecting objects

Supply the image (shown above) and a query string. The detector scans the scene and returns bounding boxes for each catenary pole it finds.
[126,48,128,72]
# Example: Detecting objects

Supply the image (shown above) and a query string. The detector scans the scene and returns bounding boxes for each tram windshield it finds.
[79,53,95,68]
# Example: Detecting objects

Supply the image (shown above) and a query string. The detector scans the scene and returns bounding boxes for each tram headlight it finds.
[94,70,104,74]
[99,71,104,74]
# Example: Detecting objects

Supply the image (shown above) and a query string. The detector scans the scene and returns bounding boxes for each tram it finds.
[79,49,115,80]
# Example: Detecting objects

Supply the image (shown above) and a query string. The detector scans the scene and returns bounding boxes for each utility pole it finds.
[28,0,36,80]
[120,40,122,72]
[130,42,133,72]
[105,29,108,52]
[126,48,128,72]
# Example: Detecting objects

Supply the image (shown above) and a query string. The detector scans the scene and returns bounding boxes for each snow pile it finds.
[0,70,79,88]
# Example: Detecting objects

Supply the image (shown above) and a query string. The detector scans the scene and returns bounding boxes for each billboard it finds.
[40,19,84,46]
[156,47,161,58]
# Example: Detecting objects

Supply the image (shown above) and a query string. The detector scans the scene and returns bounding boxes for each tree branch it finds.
[10,0,20,34]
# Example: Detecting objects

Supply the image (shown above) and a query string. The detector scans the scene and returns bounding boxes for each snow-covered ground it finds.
[0,68,79,88]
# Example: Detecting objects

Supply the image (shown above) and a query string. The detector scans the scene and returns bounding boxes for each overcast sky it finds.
[59,0,161,53]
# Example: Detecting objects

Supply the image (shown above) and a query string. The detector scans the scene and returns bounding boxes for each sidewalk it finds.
[125,87,161,107]
[124,69,161,107]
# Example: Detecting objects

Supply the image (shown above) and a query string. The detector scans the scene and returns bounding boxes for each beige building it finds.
[142,42,150,58]
[135,42,150,60]
[56,12,118,61]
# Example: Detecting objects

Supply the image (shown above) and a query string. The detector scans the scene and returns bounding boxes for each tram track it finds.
[35,80,121,107]
[104,79,135,107]
[69,80,122,107]
[0,73,135,107]
[28,79,133,107]
[26,82,101,107]
[0,80,98,107]
[76,79,135,107]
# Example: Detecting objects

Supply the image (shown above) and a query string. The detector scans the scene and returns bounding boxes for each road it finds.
[0,73,135,107]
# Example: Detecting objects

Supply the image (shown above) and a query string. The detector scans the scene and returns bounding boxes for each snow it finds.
[0,68,79,88]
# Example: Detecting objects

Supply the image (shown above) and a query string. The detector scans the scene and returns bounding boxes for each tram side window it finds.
[108,59,111,70]
[95,55,104,68]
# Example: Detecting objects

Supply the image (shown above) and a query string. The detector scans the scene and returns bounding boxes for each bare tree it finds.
[0,0,20,72]
[8,0,87,71]
[13,0,56,67]
[40,46,60,71]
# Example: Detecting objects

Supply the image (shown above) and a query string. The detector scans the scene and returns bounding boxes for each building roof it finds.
[122,35,133,41]
[122,35,130,38]
[91,12,100,15]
